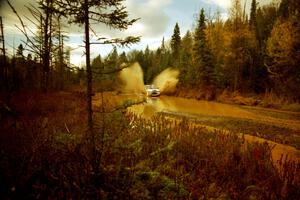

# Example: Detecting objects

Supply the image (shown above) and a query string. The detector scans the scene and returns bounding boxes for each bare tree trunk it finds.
[49,6,53,89]
[43,4,49,91]
[58,15,64,90]
[42,0,53,92]
[84,0,95,167]
[0,17,8,93]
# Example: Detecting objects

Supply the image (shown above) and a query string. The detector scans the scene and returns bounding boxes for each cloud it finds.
[123,0,172,38]
[206,0,272,10]
[209,0,232,9]
[2,0,274,65]
[67,0,173,62]
[0,0,41,38]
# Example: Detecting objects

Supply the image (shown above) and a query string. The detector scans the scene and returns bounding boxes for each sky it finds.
[0,0,272,66]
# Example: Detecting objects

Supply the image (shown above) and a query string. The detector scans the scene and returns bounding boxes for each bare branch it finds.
[91,36,140,47]
[6,0,41,52]
[91,62,131,75]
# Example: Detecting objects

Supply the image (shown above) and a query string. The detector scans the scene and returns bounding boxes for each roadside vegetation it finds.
[1,91,299,199]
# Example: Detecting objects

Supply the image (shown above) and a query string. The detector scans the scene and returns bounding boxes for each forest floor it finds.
[1,89,300,199]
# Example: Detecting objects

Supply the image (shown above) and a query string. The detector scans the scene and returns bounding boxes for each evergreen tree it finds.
[256,5,277,49]
[180,31,193,86]
[16,44,24,58]
[193,8,215,87]
[249,0,257,29]
[27,53,32,61]
[161,36,166,53]
[278,0,289,18]
[171,23,181,64]
[92,54,103,81]
[144,45,154,83]
[205,11,226,88]
[278,0,300,18]
[248,0,266,92]
[224,0,257,91]
[55,0,140,171]
[119,51,128,64]
[7,0,63,91]
[103,47,119,80]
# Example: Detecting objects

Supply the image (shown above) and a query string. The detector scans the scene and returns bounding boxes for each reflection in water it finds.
[128,95,300,162]
[129,95,300,130]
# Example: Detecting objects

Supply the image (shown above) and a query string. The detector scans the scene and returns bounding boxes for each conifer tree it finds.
[55,0,140,169]
[180,31,193,85]
[161,37,166,54]
[6,0,57,91]
[193,8,215,87]
[171,23,181,64]
[250,0,257,29]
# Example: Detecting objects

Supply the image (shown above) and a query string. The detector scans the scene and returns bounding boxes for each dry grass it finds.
[0,91,299,199]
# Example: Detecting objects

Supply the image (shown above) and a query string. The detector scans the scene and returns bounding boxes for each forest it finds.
[0,0,300,199]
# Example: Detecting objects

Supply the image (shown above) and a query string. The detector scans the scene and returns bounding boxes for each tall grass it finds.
[0,92,299,199]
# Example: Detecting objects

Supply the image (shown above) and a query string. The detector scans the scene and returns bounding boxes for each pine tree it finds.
[6,0,59,91]
[180,31,193,86]
[119,51,128,64]
[171,23,181,64]
[104,47,118,80]
[16,44,24,58]
[92,54,103,81]
[55,0,140,171]
[161,37,165,54]
[193,8,215,88]
[249,0,257,29]
[278,0,289,18]
[249,0,264,92]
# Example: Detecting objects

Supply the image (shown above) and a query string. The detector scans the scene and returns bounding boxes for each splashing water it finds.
[118,62,145,94]
[118,62,179,95]
[153,68,179,94]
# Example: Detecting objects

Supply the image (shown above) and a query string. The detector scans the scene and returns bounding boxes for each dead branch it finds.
[6,0,41,53]
[91,62,131,75]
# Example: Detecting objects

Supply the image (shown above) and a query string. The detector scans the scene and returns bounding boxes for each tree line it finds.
[0,0,80,92]
[1,0,299,101]
[0,0,139,93]
[99,0,298,100]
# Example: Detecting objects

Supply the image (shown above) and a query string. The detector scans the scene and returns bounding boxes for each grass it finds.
[162,111,300,150]
[0,91,300,199]
[281,104,300,112]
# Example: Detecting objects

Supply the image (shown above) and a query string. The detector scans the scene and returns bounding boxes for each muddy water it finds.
[128,95,300,162]
[129,95,300,130]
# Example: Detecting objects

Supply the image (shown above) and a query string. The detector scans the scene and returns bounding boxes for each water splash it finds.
[118,62,179,95]
[118,62,145,94]
[153,68,179,94]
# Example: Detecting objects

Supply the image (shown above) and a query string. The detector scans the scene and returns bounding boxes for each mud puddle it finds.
[128,95,300,162]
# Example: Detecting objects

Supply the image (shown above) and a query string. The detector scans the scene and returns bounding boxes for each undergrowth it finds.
[0,91,299,199]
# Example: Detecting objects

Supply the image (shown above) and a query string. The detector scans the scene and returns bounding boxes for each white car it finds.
[145,84,160,97]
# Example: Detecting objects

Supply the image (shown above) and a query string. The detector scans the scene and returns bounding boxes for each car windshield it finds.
[145,85,157,89]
